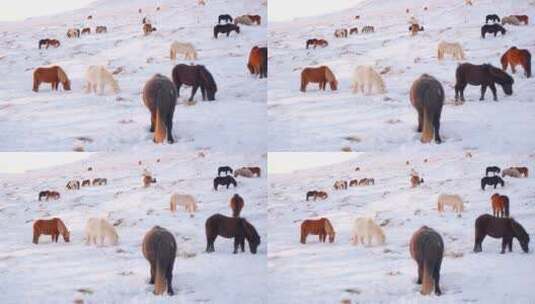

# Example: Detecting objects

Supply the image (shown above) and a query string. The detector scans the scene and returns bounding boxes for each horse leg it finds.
[480,85,487,101]
[240,238,245,252]
[166,264,174,295]
[508,238,512,252]
[200,86,206,101]
[489,83,497,101]
[474,234,484,252]
[166,112,174,144]
[501,238,507,254]
[433,264,442,296]
[189,85,198,101]
[233,237,240,254]
[433,111,442,144]
[176,84,181,97]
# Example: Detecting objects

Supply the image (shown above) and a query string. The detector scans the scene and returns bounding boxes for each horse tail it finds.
[153,90,167,144]
[421,98,434,143]
[153,243,169,295]
[421,255,435,295]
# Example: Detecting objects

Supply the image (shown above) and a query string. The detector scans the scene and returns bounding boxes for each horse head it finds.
[199,66,217,100]
[241,219,260,254]
[511,220,530,253]
[489,66,513,95]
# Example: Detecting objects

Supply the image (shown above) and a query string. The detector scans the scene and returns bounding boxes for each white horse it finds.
[85,65,119,95]
[351,217,385,246]
[352,65,386,95]
[502,167,522,178]
[437,194,464,216]
[502,15,521,26]
[170,193,198,213]
[85,217,118,246]
[234,167,254,178]
[170,41,198,61]
[437,41,465,61]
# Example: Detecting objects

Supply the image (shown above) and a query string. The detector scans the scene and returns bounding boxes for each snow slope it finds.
[0,0,266,152]
[268,152,535,303]
[0,151,267,303]
[268,0,535,152]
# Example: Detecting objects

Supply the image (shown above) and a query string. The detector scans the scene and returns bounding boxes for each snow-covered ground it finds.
[268,0,535,152]
[0,151,267,303]
[0,0,266,152]
[268,152,535,303]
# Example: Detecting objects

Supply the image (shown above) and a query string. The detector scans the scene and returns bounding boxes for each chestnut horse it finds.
[142,226,176,295]
[490,193,509,217]
[316,191,328,200]
[512,166,529,177]
[300,66,338,92]
[410,226,444,296]
[501,47,531,78]
[247,166,261,177]
[513,15,529,25]
[410,74,444,143]
[230,193,244,217]
[81,27,91,35]
[474,214,529,254]
[306,39,328,49]
[33,66,71,92]
[33,218,70,244]
[142,74,177,144]
[247,46,267,78]
[246,14,261,25]
[300,218,335,244]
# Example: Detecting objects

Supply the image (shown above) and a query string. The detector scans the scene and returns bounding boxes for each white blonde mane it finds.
[352,65,386,95]
[351,217,385,246]
[85,217,118,246]
[437,41,465,61]
[85,65,120,94]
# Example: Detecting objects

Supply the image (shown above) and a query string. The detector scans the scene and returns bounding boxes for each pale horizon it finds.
[0,153,92,174]
[268,152,361,174]
[269,0,360,22]
[0,0,94,21]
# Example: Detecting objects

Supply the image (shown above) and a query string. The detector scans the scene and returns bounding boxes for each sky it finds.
[0,0,94,21]
[268,152,361,174]
[269,0,360,22]
[0,153,92,174]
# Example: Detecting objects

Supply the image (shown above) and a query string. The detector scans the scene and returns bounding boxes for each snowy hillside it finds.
[0,151,267,303]
[0,0,266,152]
[268,152,535,303]
[268,0,535,152]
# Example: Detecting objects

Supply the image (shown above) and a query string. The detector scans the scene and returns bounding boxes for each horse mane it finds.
[323,218,335,236]
[511,219,529,242]
[198,66,217,92]
[241,218,260,244]
[323,67,338,89]
[55,218,69,235]
[56,66,71,88]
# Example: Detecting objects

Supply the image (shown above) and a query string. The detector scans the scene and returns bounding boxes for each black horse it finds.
[38,190,50,201]
[218,14,233,24]
[38,39,50,49]
[485,14,500,24]
[218,166,233,176]
[481,24,506,38]
[455,63,513,102]
[205,213,261,254]
[213,24,240,38]
[306,191,317,201]
[171,64,217,101]
[485,166,501,176]
[474,214,529,254]
[213,175,237,191]
[481,176,504,190]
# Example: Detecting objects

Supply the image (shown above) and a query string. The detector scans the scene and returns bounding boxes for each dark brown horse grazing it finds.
[247,46,268,78]
[349,27,358,35]
[306,39,328,49]
[33,66,71,92]
[513,15,529,25]
[142,74,177,144]
[481,24,506,38]
[455,63,513,102]
[481,175,504,190]
[33,218,70,244]
[142,226,176,295]
[95,26,107,34]
[474,214,529,254]
[81,27,91,35]
[410,74,444,144]
[172,64,217,101]
[205,213,260,254]
[46,39,61,48]
[213,24,240,38]
[490,193,509,217]
[300,218,335,244]
[230,194,244,217]
[410,226,444,296]
[300,66,338,92]
[246,14,261,25]
[501,47,531,78]
[316,191,328,200]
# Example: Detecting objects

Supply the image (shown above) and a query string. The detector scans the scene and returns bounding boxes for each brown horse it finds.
[491,193,509,217]
[246,14,261,25]
[81,27,91,35]
[359,178,375,186]
[513,15,529,25]
[33,66,71,92]
[33,218,70,244]
[349,27,358,35]
[306,39,328,49]
[501,47,531,78]
[143,23,156,35]
[410,74,444,143]
[247,46,268,78]
[300,66,338,92]
[142,226,176,295]
[349,179,359,187]
[300,218,335,244]
[247,166,261,177]
[230,194,244,217]
[142,74,177,144]
[316,191,328,200]
[455,63,514,102]
[95,26,107,34]
[38,190,60,201]
[172,64,217,101]
[82,179,91,187]
[474,214,529,253]
[410,226,444,296]
[205,213,261,254]
[512,166,529,177]
[46,39,61,48]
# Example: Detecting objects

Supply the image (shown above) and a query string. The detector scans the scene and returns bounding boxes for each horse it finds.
[82,179,91,187]
[234,15,254,25]
[512,166,529,177]
[230,194,244,217]
[66,180,80,190]
[92,178,107,186]
[513,15,529,25]
[300,66,338,92]
[247,167,261,177]
[218,14,233,24]
[306,39,328,49]
[169,193,198,214]
[246,15,261,25]
[66,28,80,38]
[316,191,328,200]
[502,167,522,178]
[490,193,509,217]
[351,217,385,246]
[454,63,513,102]
[38,190,50,201]
[485,14,500,23]
[47,191,60,200]
[234,167,254,178]
[32,66,71,92]
[306,190,318,201]
[485,166,501,176]
[410,175,424,187]
[205,213,260,254]
[38,38,50,49]
[143,23,156,35]
[359,178,374,186]
[437,41,465,61]
[142,74,177,144]
[474,214,529,254]
[410,74,444,143]
[352,65,386,95]
[481,24,506,38]
[85,217,118,246]
[501,15,521,26]
[349,27,358,35]
[409,24,424,36]
[349,179,359,187]
[481,175,504,190]
[218,166,233,176]
[81,27,91,35]
[361,26,375,33]
[170,41,198,61]
[171,64,217,101]
[437,194,465,216]
[247,46,268,78]
[213,175,237,191]
[410,226,444,296]
[213,23,240,38]
[300,218,335,244]
[85,65,120,95]
[501,47,531,78]
[334,28,348,38]
[95,26,107,34]
[142,226,176,295]
[46,39,60,48]
[143,175,157,187]
[33,218,70,244]
[334,180,347,190]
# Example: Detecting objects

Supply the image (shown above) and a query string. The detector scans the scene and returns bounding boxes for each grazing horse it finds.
[82,179,91,187]
[501,47,531,78]
[351,217,385,246]
[38,190,50,201]
[455,63,513,102]
[247,167,261,177]
[512,166,529,177]
[300,218,335,244]
[349,179,359,187]
[66,180,80,190]
[485,14,500,23]
[437,41,465,61]
[85,65,120,94]
[213,175,237,190]
[316,191,328,200]
[66,28,80,38]
[247,46,268,78]
[47,39,60,48]
[409,24,424,36]
[306,190,318,201]
[334,180,348,190]
[38,39,50,49]
[513,15,529,25]
[501,16,521,26]
[410,74,444,143]
[349,27,358,35]
[33,218,70,244]
[230,194,244,217]
[410,226,444,296]
[143,23,156,35]
[246,15,261,25]
[47,191,60,200]
[481,24,506,38]
[234,15,254,25]
[502,167,522,178]
[92,178,107,186]
[32,66,71,92]
[213,24,240,38]
[486,166,501,176]
[490,193,509,217]
[95,26,107,34]
[142,74,177,144]
[410,175,424,187]
[218,14,233,24]
[474,214,529,253]
[169,193,198,213]
[85,217,118,246]
[234,167,254,178]
[170,41,198,61]
[334,28,348,38]
[205,213,261,254]
[306,38,328,49]
[300,66,338,92]
[481,176,504,190]
[361,26,375,33]
[352,65,386,95]
[81,27,91,35]
[172,64,217,101]
[218,166,233,176]
[437,194,465,216]
[359,178,374,186]
[142,226,176,295]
